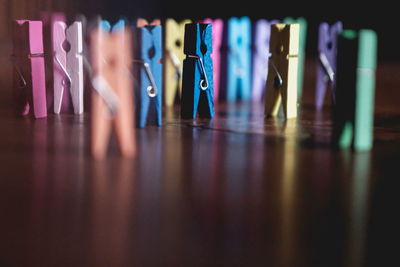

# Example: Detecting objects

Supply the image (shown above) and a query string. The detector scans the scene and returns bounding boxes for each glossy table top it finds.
[0,59,399,267]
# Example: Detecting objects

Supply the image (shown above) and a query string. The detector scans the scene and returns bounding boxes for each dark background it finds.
[75,0,398,62]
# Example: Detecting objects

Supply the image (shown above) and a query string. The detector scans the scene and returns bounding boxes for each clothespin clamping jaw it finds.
[201,18,223,102]
[315,21,343,109]
[283,17,307,103]
[264,24,299,119]
[164,18,192,107]
[332,29,377,151]
[181,23,214,119]
[12,20,47,119]
[90,20,135,159]
[136,18,161,27]
[251,19,280,101]
[53,21,84,114]
[132,23,162,127]
[226,17,252,102]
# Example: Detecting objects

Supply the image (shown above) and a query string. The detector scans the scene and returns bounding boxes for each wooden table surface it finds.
[0,58,399,266]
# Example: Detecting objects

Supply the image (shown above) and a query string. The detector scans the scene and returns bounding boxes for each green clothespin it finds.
[283,17,307,103]
[333,29,378,151]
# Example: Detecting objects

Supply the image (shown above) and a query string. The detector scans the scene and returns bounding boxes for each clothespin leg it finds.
[164,60,179,107]
[315,65,328,110]
[114,92,135,157]
[138,93,150,128]
[31,57,47,118]
[155,93,162,126]
[264,69,281,117]
[91,93,113,159]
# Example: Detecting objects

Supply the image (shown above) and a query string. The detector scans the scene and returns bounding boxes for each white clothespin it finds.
[53,21,83,114]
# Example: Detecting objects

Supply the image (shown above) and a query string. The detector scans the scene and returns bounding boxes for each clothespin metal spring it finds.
[167,51,181,80]
[54,55,73,87]
[188,55,208,90]
[12,63,27,88]
[268,59,283,89]
[319,52,334,83]
[92,75,120,117]
[10,55,28,88]
[133,59,158,97]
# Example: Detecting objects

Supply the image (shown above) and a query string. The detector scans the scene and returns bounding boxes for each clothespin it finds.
[315,22,343,109]
[226,16,252,102]
[181,23,214,119]
[251,19,279,101]
[132,23,162,127]
[332,29,377,151]
[201,18,223,102]
[53,21,84,114]
[164,18,192,107]
[12,20,47,119]
[264,24,299,119]
[283,17,307,102]
[90,20,135,159]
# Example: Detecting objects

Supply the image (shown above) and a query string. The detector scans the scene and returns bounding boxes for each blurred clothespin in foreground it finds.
[264,24,299,119]
[136,18,161,27]
[181,23,214,119]
[53,21,84,114]
[332,29,377,151]
[90,20,135,159]
[12,20,47,118]
[315,21,342,109]
[132,21,162,127]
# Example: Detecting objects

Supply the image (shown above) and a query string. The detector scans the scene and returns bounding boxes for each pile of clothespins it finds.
[10,15,377,159]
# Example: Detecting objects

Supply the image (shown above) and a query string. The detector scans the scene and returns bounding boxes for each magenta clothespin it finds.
[251,19,279,101]
[315,21,343,109]
[12,20,47,118]
[53,21,84,114]
[201,18,223,102]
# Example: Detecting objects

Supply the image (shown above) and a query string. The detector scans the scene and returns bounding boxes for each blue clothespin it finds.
[315,21,343,109]
[226,16,251,102]
[181,23,214,119]
[132,24,162,127]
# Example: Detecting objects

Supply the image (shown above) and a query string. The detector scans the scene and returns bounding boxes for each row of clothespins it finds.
[11,15,377,159]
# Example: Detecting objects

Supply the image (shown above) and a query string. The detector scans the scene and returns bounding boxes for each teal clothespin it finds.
[333,29,377,151]
[226,16,252,102]
[283,17,307,103]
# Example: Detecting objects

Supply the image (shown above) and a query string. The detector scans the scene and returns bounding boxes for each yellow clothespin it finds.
[164,18,191,107]
[264,24,299,119]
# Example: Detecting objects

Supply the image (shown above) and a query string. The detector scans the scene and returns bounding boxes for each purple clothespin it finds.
[251,19,279,101]
[315,21,343,109]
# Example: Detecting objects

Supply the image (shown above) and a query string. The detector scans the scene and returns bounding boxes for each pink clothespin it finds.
[12,20,47,118]
[53,21,84,114]
[90,20,136,159]
[200,18,223,102]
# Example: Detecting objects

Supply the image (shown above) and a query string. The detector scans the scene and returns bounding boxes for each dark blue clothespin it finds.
[132,24,162,127]
[181,23,214,119]
[315,21,342,109]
